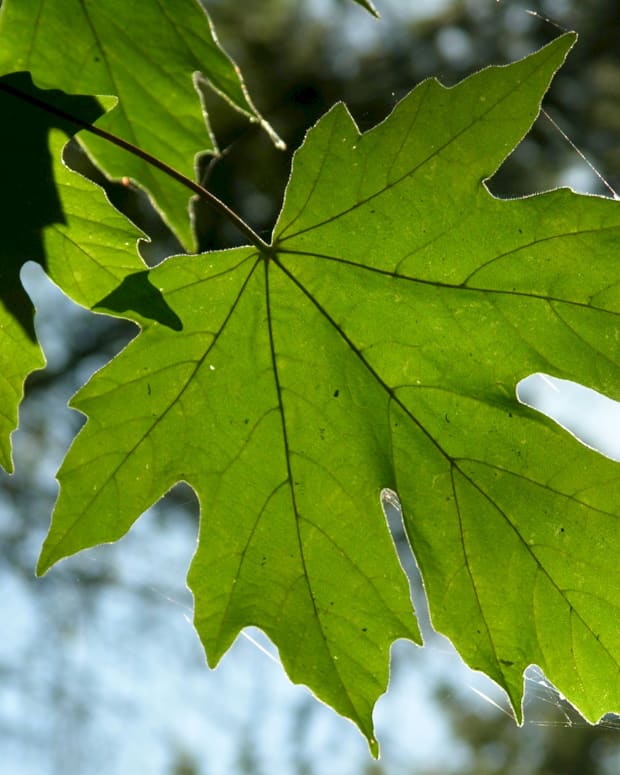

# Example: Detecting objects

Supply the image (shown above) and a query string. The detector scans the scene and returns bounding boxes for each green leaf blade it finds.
[271,31,620,724]
[36,30,620,744]
[0,324,43,473]
[274,34,577,269]
[40,247,419,750]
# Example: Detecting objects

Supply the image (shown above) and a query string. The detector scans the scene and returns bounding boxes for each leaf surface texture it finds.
[33,34,620,744]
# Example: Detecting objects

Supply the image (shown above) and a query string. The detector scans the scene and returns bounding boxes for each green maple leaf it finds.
[37,33,620,750]
[0,0,281,251]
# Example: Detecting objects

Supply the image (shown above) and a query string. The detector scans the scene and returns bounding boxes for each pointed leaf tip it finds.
[353,0,380,17]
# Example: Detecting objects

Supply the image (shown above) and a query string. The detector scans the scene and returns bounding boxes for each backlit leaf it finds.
[0,0,281,250]
[36,33,620,748]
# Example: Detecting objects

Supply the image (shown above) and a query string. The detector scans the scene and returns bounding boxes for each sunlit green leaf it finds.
[37,33,620,748]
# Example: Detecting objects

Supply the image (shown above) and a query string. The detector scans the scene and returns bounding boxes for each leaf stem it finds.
[0,80,272,253]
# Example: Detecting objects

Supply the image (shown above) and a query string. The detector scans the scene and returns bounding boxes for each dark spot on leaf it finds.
[147,383,151,396]
[95,271,183,330]
[244,418,249,424]
[362,627,367,632]
[333,389,340,398]
[500,659,514,667]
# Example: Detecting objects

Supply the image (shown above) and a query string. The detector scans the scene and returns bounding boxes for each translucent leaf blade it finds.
[273,32,620,723]
[36,33,620,744]
[38,248,420,751]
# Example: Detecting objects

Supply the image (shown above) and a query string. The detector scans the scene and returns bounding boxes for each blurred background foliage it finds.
[2,0,620,772]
